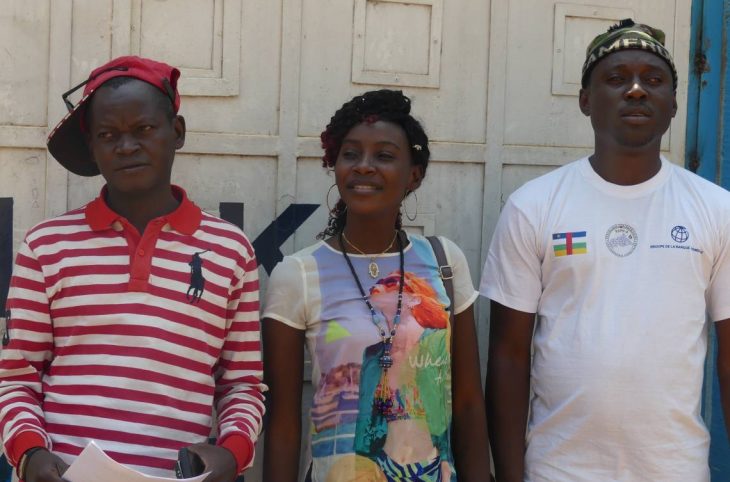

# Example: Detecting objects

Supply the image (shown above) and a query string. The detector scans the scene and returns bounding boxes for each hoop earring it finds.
[403,191,418,222]
[326,183,339,212]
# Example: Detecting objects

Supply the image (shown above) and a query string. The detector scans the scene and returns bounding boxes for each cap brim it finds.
[47,96,99,177]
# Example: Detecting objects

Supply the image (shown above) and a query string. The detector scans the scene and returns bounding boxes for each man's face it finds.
[579,50,677,150]
[86,79,185,197]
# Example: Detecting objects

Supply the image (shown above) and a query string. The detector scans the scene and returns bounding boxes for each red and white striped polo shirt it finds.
[0,186,265,477]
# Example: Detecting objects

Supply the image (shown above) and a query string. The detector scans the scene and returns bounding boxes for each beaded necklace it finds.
[339,230,405,417]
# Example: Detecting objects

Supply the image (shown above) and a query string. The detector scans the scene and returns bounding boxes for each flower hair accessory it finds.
[412,144,423,151]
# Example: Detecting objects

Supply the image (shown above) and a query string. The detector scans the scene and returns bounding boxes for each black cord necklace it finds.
[339,230,405,416]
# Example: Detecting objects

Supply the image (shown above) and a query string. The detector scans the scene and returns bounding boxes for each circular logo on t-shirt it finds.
[605,224,638,257]
[671,225,689,243]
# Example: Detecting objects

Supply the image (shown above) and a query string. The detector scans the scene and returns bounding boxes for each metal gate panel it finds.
[687,0,730,478]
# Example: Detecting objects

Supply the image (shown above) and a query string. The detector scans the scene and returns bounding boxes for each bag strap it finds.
[427,236,455,334]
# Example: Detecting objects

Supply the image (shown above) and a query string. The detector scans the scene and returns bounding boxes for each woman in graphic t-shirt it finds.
[262,90,490,481]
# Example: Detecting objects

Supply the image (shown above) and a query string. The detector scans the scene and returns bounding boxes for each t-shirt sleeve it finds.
[215,239,265,471]
[440,237,478,315]
[708,206,730,322]
[479,198,543,314]
[0,238,53,466]
[262,255,308,330]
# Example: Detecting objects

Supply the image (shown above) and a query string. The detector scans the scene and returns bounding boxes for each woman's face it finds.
[334,120,422,221]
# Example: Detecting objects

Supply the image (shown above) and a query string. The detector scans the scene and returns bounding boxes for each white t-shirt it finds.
[264,233,478,482]
[480,157,730,482]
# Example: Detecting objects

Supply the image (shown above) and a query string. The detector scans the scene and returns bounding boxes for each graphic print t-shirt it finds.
[264,234,478,482]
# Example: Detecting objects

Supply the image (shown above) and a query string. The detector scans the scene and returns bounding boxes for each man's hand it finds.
[23,448,69,482]
[487,301,535,482]
[716,319,730,440]
[185,443,237,482]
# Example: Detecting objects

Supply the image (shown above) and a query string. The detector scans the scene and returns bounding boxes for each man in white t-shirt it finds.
[480,19,730,482]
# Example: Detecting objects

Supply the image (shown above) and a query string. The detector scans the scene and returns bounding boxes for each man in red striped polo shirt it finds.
[0,57,265,481]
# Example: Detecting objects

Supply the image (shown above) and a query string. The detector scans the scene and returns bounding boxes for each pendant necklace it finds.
[339,230,405,417]
[342,231,398,279]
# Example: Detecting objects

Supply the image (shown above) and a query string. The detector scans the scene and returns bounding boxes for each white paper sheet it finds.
[63,441,209,482]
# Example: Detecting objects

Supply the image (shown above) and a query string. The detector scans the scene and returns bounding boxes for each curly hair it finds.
[318,89,430,239]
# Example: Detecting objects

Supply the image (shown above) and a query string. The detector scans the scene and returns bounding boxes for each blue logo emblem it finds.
[671,225,689,243]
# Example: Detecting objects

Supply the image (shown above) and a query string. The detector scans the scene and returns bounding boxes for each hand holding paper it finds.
[62,441,209,482]
[23,449,69,482]
[183,444,238,482]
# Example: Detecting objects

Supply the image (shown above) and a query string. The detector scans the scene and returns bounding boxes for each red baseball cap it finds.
[47,56,181,177]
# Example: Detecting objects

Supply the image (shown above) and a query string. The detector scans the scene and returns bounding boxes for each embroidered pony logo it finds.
[187,250,210,303]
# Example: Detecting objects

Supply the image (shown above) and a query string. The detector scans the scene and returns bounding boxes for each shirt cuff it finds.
[8,431,46,467]
[218,434,254,474]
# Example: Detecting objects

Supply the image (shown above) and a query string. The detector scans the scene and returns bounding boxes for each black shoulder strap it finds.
[427,236,455,336]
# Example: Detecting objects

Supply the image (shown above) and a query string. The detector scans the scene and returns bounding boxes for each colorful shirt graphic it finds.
[552,231,587,256]
[264,234,478,481]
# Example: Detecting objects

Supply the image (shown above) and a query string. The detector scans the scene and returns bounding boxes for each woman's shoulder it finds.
[287,239,330,259]
[407,233,466,260]
[264,241,331,322]
[268,240,326,282]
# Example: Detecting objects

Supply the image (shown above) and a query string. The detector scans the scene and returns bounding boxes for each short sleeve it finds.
[440,237,478,314]
[262,255,307,330]
[708,208,730,322]
[479,198,543,314]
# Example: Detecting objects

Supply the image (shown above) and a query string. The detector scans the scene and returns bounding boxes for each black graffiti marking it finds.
[251,203,319,275]
[0,198,12,313]
[219,202,244,231]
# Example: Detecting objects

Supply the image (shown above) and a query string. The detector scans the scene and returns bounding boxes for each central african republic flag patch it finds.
[552,231,587,257]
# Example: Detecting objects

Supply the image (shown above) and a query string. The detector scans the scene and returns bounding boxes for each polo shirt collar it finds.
[85,185,202,235]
